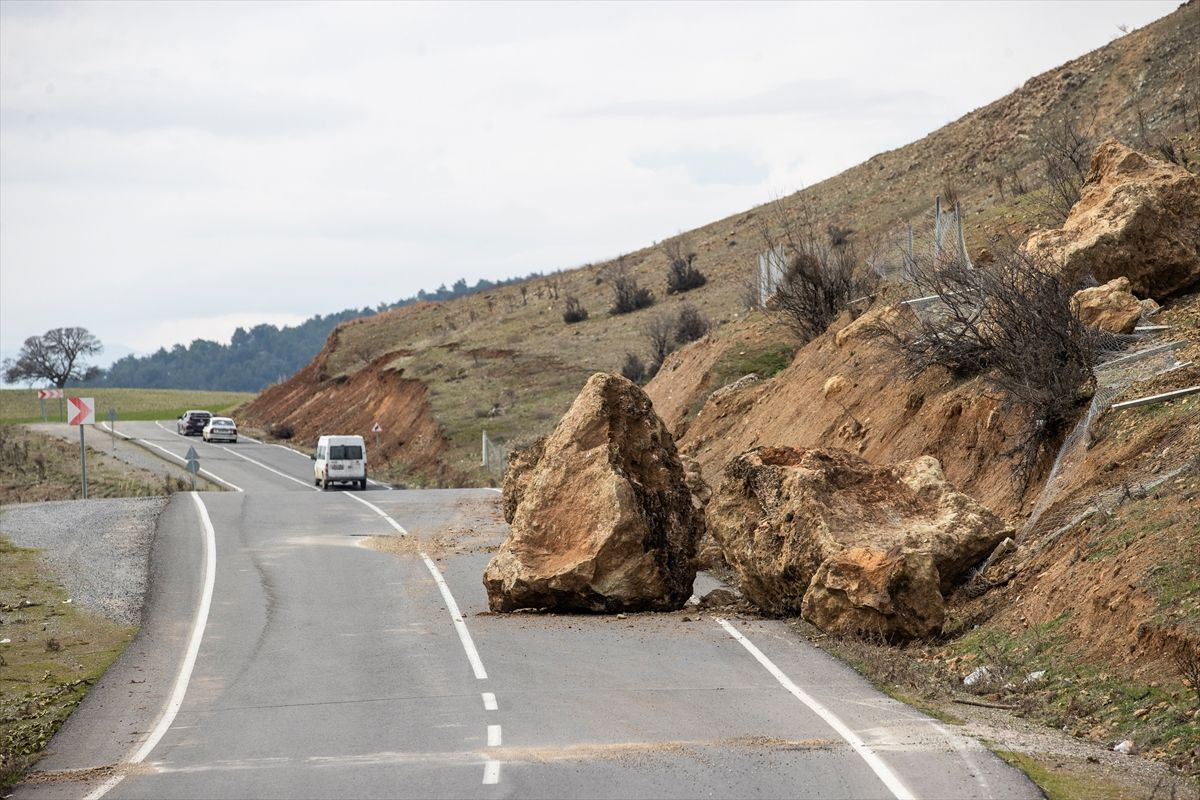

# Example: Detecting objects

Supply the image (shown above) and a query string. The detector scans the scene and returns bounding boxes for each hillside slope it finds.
[241,2,1198,488]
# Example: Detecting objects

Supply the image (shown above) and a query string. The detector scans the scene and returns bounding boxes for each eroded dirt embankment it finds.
[240,330,450,483]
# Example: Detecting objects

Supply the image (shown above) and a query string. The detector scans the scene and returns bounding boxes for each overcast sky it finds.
[0,0,1178,370]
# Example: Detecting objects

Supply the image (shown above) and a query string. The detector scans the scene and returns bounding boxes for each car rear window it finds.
[329,445,362,460]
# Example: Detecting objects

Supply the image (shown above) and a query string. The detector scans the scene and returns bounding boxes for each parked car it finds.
[177,410,212,436]
[312,434,367,490]
[202,417,238,443]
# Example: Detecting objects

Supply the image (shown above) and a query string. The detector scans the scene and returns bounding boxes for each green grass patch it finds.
[711,341,795,387]
[0,537,136,792]
[991,749,1143,800]
[0,388,254,425]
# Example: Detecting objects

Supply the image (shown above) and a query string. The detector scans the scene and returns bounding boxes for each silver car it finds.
[202,417,238,443]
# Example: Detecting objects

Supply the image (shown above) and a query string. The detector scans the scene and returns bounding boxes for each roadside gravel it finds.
[0,496,167,626]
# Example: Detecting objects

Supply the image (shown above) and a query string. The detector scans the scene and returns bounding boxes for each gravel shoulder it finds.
[0,496,166,626]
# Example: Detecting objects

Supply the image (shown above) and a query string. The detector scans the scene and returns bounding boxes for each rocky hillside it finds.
[241,2,1198,488]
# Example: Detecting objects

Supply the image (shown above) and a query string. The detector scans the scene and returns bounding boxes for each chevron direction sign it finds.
[68,396,95,426]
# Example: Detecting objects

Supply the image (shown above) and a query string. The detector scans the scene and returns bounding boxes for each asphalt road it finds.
[17,421,1041,799]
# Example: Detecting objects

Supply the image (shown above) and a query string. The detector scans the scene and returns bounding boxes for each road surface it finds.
[17,420,1040,799]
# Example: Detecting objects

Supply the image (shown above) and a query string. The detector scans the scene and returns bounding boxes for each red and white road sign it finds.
[38,389,64,399]
[68,397,95,426]
[371,422,382,433]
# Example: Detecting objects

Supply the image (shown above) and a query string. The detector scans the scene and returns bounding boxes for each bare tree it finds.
[758,197,877,343]
[869,242,1097,488]
[662,236,707,294]
[643,311,675,374]
[1035,117,1092,222]
[602,257,655,315]
[621,352,646,383]
[562,295,589,324]
[673,302,710,345]
[3,327,103,387]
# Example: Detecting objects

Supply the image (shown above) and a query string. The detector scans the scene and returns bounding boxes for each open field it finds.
[0,388,254,426]
[0,426,195,503]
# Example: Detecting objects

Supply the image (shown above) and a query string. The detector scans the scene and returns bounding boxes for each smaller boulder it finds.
[823,375,848,399]
[1070,277,1142,334]
[801,547,944,640]
[699,588,740,608]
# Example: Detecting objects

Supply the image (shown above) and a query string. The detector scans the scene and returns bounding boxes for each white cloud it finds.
[0,0,1180,361]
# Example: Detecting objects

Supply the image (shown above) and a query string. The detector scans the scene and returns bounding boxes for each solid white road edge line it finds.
[487,725,502,747]
[84,492,217,800]
[715,617,915,800]
[105,422,243,492]
[482,692,498,711]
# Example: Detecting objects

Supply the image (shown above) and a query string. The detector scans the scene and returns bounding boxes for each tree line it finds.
[4,273,542,392]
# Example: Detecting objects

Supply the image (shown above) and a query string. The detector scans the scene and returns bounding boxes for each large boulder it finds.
[483,373,703,612]
[801,547,944,640]
[1025,139,1200,300]
[706,447,1009,615]
[1070,277,1143,334]
[501,437,545,524]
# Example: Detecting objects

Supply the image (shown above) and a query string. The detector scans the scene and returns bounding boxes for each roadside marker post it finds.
[37,388,63,422]
[107,408,118,451]
[185,446,200,490]
[371,421,382,448]
[67,397,95,499]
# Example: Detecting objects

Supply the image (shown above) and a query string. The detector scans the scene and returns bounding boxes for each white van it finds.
[312,435,367,490]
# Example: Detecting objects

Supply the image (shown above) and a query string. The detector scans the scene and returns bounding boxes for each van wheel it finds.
[358,479,366,490]
[321,477,330,491]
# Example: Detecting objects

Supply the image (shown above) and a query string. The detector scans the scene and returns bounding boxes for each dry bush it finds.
[1174,640,1200,709]
[621,352,646,383]
[644,311,675,375]
[673,302,710,345]
[603,258,655,315]
[1035,117,1092,223]
[267,423,294,440]
[759,197,877,343]
[663,237,707,294]
[562,295,589,324]
[869,243,1097,487]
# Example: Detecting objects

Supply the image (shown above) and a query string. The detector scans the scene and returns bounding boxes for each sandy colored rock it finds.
[706,447,1009,615]
[501,437,545,524]
[823,375,848,399]
[1025,139,1200,300]
[801,547,944,640]
[1070,277,1143,334]
[483,373,704,613]
[835,304,912,349]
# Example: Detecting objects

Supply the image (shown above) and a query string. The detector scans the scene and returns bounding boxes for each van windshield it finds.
[329,445,362,460]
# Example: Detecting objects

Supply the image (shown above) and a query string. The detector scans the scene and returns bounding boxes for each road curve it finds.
[17,420,1040,799]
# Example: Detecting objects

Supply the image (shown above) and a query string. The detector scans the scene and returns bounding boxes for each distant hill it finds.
[82,273,542,391]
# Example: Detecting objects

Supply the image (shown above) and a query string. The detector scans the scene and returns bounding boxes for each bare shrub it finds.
[267,423,294,440]
[1035,117,1092,222]
[644,311,675,375]
[673,302,710,345]
[759,198,877,343]
[621,352,646,383]
[562,295,589,324]
[1173,640,1200,709]
[870,243,1097,487]
[603,258,654,315]
[663,236,707,294]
